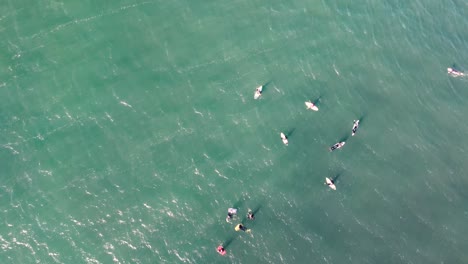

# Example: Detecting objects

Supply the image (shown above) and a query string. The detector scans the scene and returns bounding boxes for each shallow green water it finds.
[1,0,468,263]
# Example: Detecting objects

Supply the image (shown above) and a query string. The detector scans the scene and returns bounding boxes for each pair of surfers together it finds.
[328,119,360,151]
[226,208,254,225]
[254,85,319,111]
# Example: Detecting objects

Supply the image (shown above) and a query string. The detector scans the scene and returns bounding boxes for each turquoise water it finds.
[1,0,468,263]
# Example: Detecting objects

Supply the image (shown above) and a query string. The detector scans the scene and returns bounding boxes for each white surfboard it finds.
[305,101,318,111]
[254,86,263,99]
[326,177,336,190]
[280,132,288,145]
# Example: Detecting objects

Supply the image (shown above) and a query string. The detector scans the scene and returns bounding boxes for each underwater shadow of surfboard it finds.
[452,63,464,72]
[332,173,342,183]
[285,128,295,138]
[311,95,322,106]
[340,135,349,142]
[262,80,272,92]
[357,113,367,126]
[223,237,235,249]
[251,205,261,216]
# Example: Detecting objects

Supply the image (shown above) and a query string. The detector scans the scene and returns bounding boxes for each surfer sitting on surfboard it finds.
[217,245,226,255]
[280,132,288,145]
[247,210,255,220]
[325,177,336,190]
[254,86,263,99]
[235,224,251,233]
[226,208,237,222]
[305,101,318,111]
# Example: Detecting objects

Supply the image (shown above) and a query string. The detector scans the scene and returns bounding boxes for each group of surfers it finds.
[218,66,464,255]
[217,208,255,255]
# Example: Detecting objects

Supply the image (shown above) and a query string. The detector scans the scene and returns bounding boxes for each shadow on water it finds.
[261,81,272,92]
[452,63,463,71]
[332,173,342,183]
[357,113,367,125]
[286,128,295,138]
[339,134,349,143]
[251,205,261,215]
[312,95,322,105]
[223,237,234,249]
[233,200,243,209]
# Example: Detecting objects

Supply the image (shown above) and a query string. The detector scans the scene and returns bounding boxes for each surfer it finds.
[352,120,359,136]
[447,67,465,77]
[280,132,288,145]
[247,210,255,220]
[325,177,336,190]
[305,101,318,111]
[235,224,251,232]
[226,208,237,222]
[254,86,263,99]
[217,245,226,256]
[330,141,345,151]
[226,213,233,222]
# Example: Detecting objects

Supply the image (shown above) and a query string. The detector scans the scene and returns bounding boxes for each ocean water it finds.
[1,0,468,263]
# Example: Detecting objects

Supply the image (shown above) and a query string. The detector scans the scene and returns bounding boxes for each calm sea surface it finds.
[1,0,468,263]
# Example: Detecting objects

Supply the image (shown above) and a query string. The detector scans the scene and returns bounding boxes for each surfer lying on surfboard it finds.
[352,120,359,136]
[330,141,345,151]
[447,67,465,77]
